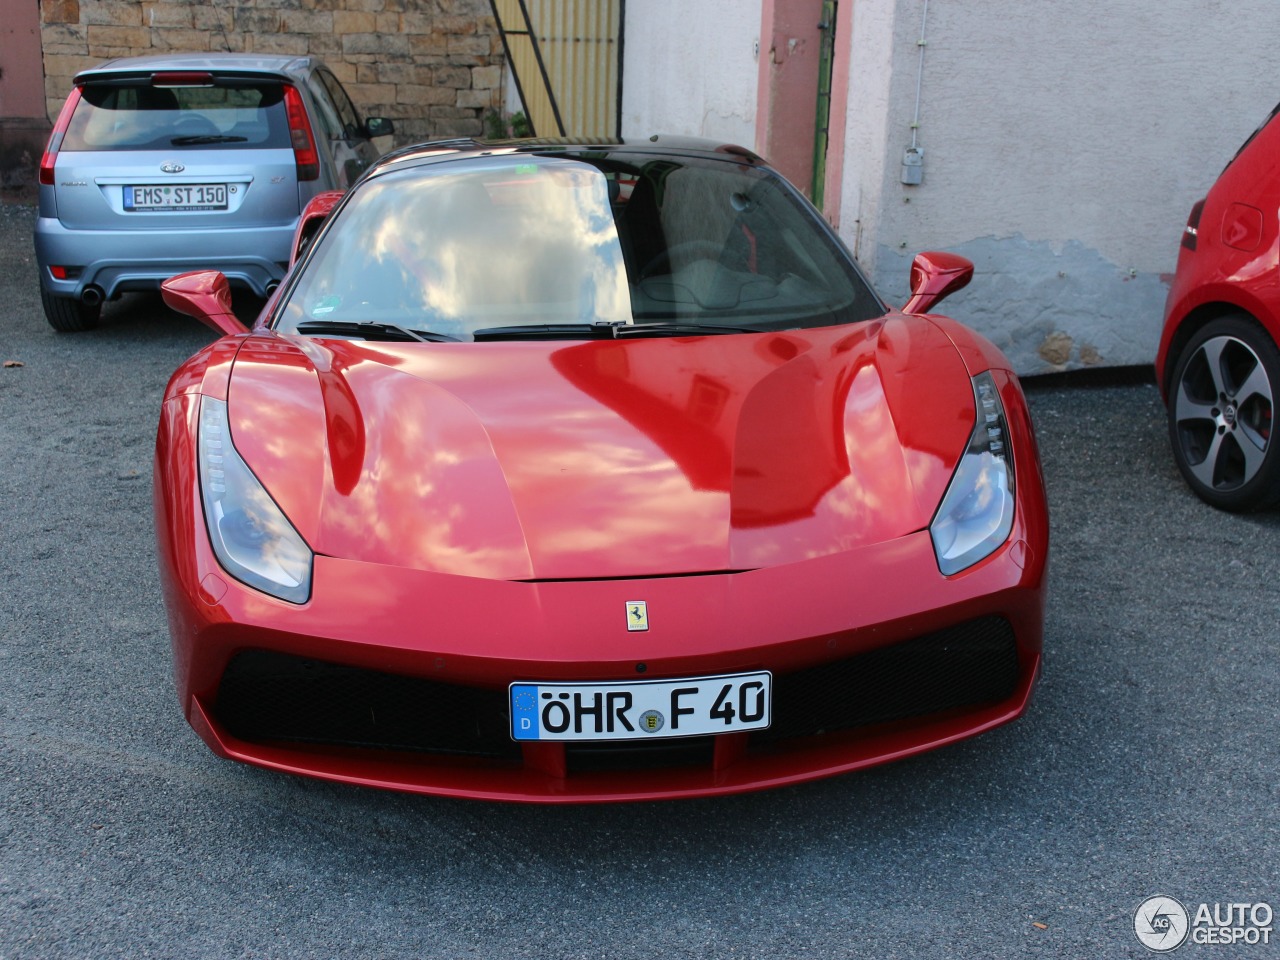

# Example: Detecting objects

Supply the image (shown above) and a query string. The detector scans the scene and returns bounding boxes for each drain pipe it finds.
[901,0,929,185]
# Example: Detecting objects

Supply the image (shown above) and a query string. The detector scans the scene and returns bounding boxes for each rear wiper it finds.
[471,321,762,341]
[170,135,249,146]
[295,320,460,343]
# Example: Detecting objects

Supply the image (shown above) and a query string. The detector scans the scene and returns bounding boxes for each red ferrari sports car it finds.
[1158,105,1280,511]
[154,137,1049,802]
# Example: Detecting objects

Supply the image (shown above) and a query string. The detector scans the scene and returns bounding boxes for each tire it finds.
[1167,313,1280,511]
[40,286,101,332]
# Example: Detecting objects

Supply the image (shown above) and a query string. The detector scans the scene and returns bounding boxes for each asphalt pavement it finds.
[1,199,1277,959]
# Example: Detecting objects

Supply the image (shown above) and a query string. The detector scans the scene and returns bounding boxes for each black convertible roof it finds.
[366,135,765,180]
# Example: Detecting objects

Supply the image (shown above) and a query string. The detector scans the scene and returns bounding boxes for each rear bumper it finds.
[34,216,294,299]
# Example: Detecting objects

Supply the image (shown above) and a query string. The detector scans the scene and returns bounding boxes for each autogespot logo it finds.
[1135,896,1190,953]
[1135,896,1275,951]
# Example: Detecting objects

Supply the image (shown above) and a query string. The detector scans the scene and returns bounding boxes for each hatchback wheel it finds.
[1168,314,1280,511]
[40,287,101,332]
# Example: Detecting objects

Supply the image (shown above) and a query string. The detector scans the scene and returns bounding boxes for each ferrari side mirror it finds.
[291,190,344,267]
[161,271,248,337]
[902,251,974,315]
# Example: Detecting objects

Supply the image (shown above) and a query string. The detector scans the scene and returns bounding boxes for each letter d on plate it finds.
[510,685,540,740]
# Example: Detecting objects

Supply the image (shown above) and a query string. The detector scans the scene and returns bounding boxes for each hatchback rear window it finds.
[62,81,290,151]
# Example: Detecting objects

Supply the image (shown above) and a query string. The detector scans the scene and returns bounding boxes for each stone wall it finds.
[38,0,505,144]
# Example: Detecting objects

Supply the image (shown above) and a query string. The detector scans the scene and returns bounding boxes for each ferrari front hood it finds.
[225,318,975,580]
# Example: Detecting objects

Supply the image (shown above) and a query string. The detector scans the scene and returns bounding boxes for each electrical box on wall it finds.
[901,147,924,185]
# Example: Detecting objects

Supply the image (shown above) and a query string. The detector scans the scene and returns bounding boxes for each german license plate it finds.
[510,671,771,741]
[124,184,228,211]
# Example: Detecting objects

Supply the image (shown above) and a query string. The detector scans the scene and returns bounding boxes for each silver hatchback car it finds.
[35,53,393,331]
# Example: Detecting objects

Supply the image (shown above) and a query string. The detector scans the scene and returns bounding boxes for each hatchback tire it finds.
[1168,313,1280,511]
[40,286,101,332]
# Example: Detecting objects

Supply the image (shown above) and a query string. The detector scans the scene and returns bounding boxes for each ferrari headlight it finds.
[929,371,1016,575]
[198,396,313,603]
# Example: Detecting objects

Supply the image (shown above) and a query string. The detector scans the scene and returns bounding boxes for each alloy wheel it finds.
[1173,333,1273,492]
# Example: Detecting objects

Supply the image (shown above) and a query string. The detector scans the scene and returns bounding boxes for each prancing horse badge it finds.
[626,601,649,631]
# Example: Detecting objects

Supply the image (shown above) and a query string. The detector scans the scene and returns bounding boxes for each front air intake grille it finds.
[565,736,715,774]
[753,615,1020,745]
[214,615,1019,770]
[215,651,520,761]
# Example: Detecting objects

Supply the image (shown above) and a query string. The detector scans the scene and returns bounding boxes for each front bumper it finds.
[158,501,1045,804]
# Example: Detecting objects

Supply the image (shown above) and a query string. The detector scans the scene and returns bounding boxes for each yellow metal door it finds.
[490,0,624,138]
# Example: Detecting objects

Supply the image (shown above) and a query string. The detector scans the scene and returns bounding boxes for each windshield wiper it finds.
[471,321,762,341]
[295,320,460,343]
[614,321,763,337]
[472,323,605,341]
[170,135,249,146]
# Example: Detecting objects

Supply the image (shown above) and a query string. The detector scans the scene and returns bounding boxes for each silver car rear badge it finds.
[160,162,185,174]
[626,600,649,631]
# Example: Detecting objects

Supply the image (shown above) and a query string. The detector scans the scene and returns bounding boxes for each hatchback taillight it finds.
[40,86,83,186]
[1181,199,1205,251]
[283,85,320,182]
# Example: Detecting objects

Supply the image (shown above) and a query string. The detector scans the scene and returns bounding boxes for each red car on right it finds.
[1158,106,1280,511]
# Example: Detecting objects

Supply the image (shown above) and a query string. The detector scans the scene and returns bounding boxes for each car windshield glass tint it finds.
[63,82,289,151]
[277,152,884,339]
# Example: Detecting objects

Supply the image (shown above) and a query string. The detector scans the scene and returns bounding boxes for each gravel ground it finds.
[1,200,1277,959]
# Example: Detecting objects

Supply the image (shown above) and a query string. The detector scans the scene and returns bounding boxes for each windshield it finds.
[276,151,884,340]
